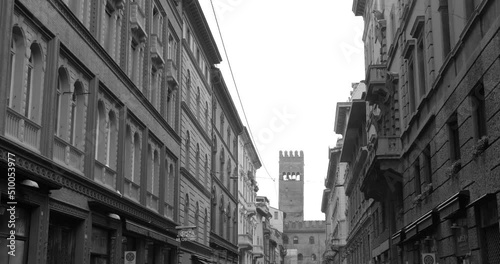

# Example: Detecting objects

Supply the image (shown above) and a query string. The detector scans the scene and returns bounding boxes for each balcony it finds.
[150,34,165,66]
[5,107,40,151]
[246,202,257,217]
[166,60,179,86]
[365,64,387,104]
[253,244,263,258]
[94,160,116,190]
[360,136,402,201]
[130,2,147,39]
[53,136,84,173]
[238,233,253,250]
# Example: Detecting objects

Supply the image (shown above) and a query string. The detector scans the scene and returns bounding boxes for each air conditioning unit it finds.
[422,253,436,264]
[124,251,137,264]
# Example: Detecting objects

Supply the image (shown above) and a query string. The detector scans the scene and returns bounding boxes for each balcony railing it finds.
[5,107,41,150]
[130,2,147,39]
[53,136,85,173]
[124,178,140,202]
[166,60,178,85]
[150,34,165,65]
[94,160,116,190]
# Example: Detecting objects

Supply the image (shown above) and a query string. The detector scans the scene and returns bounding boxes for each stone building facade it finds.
[209,67,242,264]
[321,138,348,264]
[238,127,261,264]
[330,0,500,263]
[279,151,326,264]
[0,0,184,263]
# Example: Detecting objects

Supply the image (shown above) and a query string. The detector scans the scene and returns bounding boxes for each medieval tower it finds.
[279,151,326,264]
[279,150,305,221]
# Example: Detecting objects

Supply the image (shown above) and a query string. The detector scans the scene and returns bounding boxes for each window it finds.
[70,82,86,147]
[414,161,421,195]
[196,143,200,179]
[297,254,303,261]
[164,163,175,219]
[438,0,451,56]
[204,102,209,131]
[95,102,107,163]
[309,236,315,244]
[204,208,208,244]
[196,87,201,118]
[311,254,317,261]
[293,236,299,244]
[185,131,191,170]
[184,194,190,226]
[408,55,417,114]
[447,113,461,161]
[470,84,487,140]
[204,154,209,186]
[211,187,217,230]
[195,202,200,240]
[8,27,25,109]
[166,85,176,126]
[147,146,160,212]
[416,35,426,98]
[477,197,500,263]
[186,70,191,104]
[423,145,432,187]
[283,235,289,244]
[55,67,70,138]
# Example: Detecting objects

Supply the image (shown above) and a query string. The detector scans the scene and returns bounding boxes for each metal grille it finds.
[484,224,500,264]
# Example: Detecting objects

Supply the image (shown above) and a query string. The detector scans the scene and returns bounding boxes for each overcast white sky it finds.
[200,0,365,220]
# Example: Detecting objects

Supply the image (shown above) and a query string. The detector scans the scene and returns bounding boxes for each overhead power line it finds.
[209,0,277,188]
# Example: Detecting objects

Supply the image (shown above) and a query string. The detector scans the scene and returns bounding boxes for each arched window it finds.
[309,236,315,244]
[220,114,224,138]
[204,208,208,244]
[195,143,200,179]
[219,195,224,236]
[71,81,86,148]
[185,131,190,169]
[164,163,175,218]
[184,194,190,225]
[55,67,70,139]
[211,186,217,230]
[204,102,209,130]
[95,101,106,162]
[204,154,209,186]
[147,147,160,211]
[311,254,317,261]
[133,132,141,186]
[293,236,299,244]
[297,254,303,261]
[195,202,200,240]
[283,235,289,244]
[226,204,231,240]
[25,42,44,122]
[8,26,26,110]
[107,111,118,169]
[196,87,200,118]
[186,70,191,104]
[226,160,231,187]
[220,148,225,183]
[124,126,137,200]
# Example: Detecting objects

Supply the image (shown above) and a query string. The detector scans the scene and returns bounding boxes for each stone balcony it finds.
[238,233,253,250]
[246,202,257,217]
[360,135,402,201]
[252,244,263,258]
[166,60,179,86]
[130,2,147,39]
[365,64,387,104]
[150,34,164,66]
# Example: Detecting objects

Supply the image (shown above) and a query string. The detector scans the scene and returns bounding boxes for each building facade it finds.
[321,138,348,264]
[331,0,500,263]
[255,196,273,264]
[210,67,242,264]
[279,151,326,264]
[238,127,261,264]
[178,1,222,263]
[0,0,184,263]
